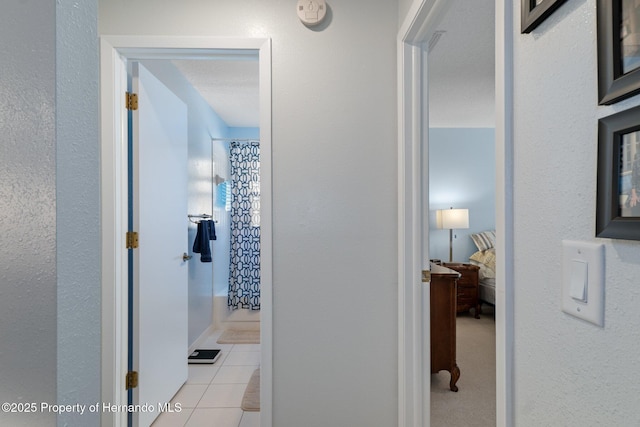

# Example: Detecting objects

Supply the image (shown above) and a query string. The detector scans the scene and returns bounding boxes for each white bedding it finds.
[468,230,497,306]
[479,278,496,305]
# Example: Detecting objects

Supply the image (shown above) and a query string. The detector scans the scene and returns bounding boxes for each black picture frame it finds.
[596,105,640,240]
[521,0,568,33]
[597,0,640,104]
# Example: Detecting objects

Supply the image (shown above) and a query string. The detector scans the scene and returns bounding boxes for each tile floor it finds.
[151,330,260,427]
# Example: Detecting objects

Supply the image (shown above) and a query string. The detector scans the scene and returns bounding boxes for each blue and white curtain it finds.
[228,141,261,310]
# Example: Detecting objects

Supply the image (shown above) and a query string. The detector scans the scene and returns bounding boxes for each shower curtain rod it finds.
[211,138,260,142]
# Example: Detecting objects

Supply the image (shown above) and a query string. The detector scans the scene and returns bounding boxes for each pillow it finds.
[470,230,496,252]
[469,259,496,280]
[469,249,496,280]
[470,248,496,272]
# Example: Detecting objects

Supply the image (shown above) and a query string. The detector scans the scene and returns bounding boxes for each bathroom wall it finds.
[212,139,232,299]
[428,127,496,262]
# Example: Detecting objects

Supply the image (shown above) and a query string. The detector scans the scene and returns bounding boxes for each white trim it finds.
[397,40,427,427]
[100,36,129,427]
[397,1,514,426]
[495,0,515,425]
[258,38,273,427]
[100,36,273,427]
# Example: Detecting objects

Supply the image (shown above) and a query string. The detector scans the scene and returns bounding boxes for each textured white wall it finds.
[0,3,57,426]
[514,0,640,423]
[99,1,399,425]
[1,3,100,426]
[56,1,101,427]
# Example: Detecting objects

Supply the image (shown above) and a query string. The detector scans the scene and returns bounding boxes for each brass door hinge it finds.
[126,92,138,111]
[126,231,139,249]
[126,371,138,389]
[421,270,431,283]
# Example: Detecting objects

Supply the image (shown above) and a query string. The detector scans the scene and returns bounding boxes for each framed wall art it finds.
[521,0,568,33]
[596,105,640,240]
[598,0,640,104]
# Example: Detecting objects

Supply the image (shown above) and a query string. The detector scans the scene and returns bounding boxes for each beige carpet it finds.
[241,369,260,411]
[431,305,496,427]
[216,329,260,344]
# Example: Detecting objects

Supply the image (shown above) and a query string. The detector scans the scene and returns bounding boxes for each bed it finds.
[467,230,496,308]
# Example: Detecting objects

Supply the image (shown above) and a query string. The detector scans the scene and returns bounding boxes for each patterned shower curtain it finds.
[228,141,261,310]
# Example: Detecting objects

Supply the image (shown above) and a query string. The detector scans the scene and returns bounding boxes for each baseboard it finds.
[188,323,217,355]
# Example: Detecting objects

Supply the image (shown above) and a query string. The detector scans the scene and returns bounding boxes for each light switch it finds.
[561,240,604,327]
[569,260,588,302]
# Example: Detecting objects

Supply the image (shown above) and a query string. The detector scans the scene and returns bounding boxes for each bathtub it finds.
[213,295,260,331]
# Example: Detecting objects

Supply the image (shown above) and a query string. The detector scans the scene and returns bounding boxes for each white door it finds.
[131,62,189,427]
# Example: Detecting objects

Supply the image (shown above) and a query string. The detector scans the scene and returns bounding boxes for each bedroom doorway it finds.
[99,36,273,427]
[397,1,514,426]
[427,0,497,425]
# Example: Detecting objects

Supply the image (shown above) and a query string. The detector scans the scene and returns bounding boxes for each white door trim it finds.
[494,0,515,424]
[397,1,514,426]
[99,35,273,427]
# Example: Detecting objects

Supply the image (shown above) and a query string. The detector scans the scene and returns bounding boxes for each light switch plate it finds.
[561,240,605,326]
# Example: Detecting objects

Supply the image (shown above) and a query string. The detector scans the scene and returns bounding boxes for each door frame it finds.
[397,1,514,426]
[99,36,273,427]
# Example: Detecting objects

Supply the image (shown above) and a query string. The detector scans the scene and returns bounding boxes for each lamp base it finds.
[449,229,454,262]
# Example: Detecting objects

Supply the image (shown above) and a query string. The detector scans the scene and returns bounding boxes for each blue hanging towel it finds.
[206,220,217,241]
[193,220,216,262]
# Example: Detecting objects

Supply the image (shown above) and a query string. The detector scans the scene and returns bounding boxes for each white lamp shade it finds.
[439,208,469,229]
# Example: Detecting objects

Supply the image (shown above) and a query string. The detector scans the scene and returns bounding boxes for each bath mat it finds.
[217,329,260,344]
[241,369,260,411]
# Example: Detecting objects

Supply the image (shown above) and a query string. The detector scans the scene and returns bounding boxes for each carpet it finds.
[216,329,260,344]
[431,305,496,426]
[241,369,260,411]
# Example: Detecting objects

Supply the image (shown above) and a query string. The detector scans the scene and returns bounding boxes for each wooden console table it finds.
[430,263,460,392]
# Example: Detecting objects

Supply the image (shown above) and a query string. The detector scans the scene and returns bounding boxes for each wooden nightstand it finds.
[443,262,480,319]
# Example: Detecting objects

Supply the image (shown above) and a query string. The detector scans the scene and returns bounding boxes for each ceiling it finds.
[428,0,496,127]
[172,58,260,128]
[170,0,494,130]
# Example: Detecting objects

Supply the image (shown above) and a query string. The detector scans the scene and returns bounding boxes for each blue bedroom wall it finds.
[429,128,496,262]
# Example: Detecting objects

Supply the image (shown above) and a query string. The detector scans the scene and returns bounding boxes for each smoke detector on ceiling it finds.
[297,0,327,27]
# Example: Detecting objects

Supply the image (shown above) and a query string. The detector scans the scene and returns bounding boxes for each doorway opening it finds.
[397,1,514,426]
[427,0,497,424]
[100,36,273,427]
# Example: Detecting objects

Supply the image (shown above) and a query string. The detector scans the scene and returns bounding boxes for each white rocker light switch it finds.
[561,240,604,327]
[569,259,588,302]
